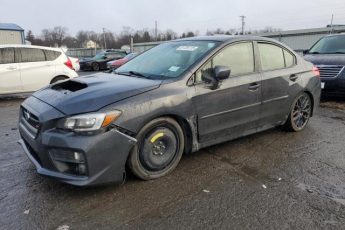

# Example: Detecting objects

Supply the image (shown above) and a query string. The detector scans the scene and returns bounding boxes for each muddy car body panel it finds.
[19,36,321,186]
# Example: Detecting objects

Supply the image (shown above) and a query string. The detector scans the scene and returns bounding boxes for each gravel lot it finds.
[1,95,345,229]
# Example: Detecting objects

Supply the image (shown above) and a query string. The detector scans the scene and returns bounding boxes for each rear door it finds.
[192,42,262,143]
[0,47,22,94]
[256,42,298,127]
[18,48,55,92]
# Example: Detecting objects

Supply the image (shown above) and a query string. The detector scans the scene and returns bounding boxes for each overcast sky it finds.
[1,0,345,36]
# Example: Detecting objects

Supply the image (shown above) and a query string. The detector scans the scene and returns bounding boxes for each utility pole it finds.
[102,28,107,49]
[240,15,246,35]
[155,20,158,41]
[330,14,334,34]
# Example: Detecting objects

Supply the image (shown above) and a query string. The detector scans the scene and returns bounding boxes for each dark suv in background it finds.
[304,34,345,96]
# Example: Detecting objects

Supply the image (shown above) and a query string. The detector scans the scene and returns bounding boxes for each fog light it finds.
[49,149,87,176]
[49,149,85,163]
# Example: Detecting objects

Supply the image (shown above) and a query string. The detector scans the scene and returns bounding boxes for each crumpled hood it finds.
[32,73,161,115]
[304,54,345,66]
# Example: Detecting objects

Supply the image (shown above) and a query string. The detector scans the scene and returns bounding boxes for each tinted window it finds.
[44,50,61,61]
[0,48,15,64]
[213,42,255,75]
[284,50,295,67]
[20,48,46,62]
[258,43,285,71]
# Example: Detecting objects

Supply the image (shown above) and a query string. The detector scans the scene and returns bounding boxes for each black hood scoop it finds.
[52,80,87,93]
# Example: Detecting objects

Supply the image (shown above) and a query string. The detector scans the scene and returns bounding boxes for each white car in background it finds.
[0,45,78,95]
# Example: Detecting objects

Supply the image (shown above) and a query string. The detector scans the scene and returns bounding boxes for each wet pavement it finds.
[1,98,345,229]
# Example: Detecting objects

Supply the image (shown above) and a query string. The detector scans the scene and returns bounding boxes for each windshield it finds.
[115,40,220,79]
[309,35,345,54]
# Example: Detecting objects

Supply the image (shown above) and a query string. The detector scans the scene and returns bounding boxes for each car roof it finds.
[174,35,281,43]
[0,44,63,52]
[323,33,345,38]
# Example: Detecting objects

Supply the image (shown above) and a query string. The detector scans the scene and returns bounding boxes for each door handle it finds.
[248,82,260,91]
[289,74,298,81]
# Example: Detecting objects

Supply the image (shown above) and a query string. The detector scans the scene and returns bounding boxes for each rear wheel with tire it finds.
[128,117,185,180]
[283,92,312,132]
[92,62,100,71]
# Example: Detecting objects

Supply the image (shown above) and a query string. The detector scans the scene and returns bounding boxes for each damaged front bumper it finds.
[18,97,137,186]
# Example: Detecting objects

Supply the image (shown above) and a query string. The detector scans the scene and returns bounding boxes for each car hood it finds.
[304,54,345,66]
[32,73,162,115]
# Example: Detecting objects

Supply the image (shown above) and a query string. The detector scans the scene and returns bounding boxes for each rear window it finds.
[20,48,46,62]
[44,50,61,61]
[0,48,15,64]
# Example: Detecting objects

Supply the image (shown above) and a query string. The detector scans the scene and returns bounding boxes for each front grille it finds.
[22,107,40,130]
[317,65,344,78]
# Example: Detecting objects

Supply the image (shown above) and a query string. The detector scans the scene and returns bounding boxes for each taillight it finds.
[64,57,74,70]
[312,66,320,78]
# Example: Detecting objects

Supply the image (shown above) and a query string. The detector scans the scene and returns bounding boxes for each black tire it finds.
[128,117,185,180]
[50,76,68,84]
[283,92,312,132]
[92,62,100,71]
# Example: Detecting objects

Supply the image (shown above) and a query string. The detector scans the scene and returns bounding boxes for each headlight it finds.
[58,111,121,132]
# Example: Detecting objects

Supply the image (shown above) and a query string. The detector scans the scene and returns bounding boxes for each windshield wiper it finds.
[116,71,151,79]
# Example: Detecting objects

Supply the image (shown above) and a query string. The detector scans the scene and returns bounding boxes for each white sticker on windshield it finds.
[176,46,199,51]
[169,66,180,72]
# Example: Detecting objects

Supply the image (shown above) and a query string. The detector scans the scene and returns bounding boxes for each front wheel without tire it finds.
[283,92,312,132]
[128,117,185,180]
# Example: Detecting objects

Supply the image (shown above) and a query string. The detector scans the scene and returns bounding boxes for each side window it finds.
[195,42,255,83]
[0,48,15,64]
[283,49,295,67]
[258,43,285,71]
[20,48,46,63]
[213,42,255,75]
[44,50,61,61]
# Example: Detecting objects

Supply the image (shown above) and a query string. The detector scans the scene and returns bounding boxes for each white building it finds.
[0,23,25,45]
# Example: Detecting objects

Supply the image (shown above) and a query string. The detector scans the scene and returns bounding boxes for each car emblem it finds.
[24,110,31,120]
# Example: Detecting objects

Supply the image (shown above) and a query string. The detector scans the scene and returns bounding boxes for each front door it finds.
[192,42,262,144]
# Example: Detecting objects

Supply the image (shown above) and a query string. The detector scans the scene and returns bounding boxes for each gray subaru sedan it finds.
[18,36,321,186]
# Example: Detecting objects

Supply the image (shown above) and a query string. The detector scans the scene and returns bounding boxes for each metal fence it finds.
[66,48,104,58]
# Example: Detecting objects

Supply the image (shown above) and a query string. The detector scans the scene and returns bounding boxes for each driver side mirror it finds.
[201,66,231,90]
[103,55,108,59]
[214,66,230,80]
[302,50,309,55]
